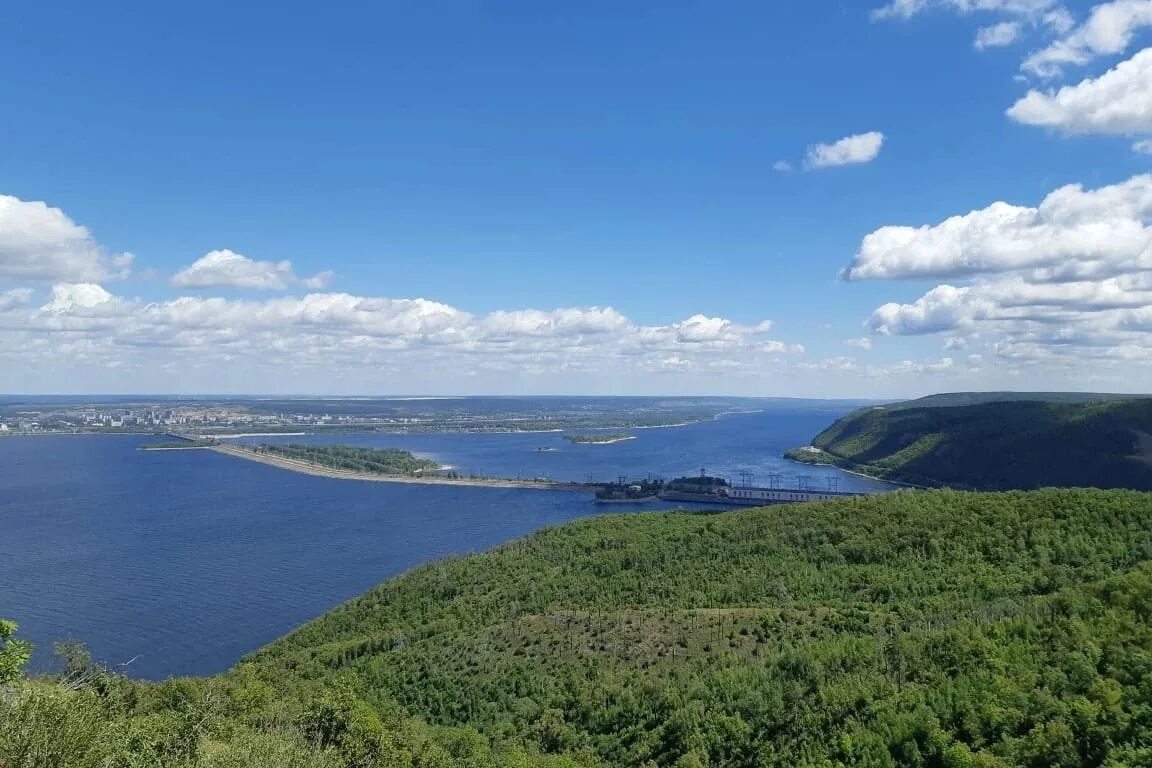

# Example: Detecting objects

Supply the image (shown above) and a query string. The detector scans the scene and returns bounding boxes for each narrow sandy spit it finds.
[210,445,590,492]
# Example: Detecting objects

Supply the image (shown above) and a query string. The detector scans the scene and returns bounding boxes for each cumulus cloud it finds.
[0,286,800,389]
[675,314,735,343]
[1136,139,1152,153]
[850,172,1152,373]
[773,160,793,173]
[844,174,1152,282]
[869,276,1152,336]
[869,285,979,335]
[1022,0,1152,77]
[480,306,630,339]
[43,283,116,313]
[1008,47,1152,135]
[171,249,333,291]
[975,21,1024,48]
[804,132,886,170]
[845,337,874,350]
[0,194,131,282]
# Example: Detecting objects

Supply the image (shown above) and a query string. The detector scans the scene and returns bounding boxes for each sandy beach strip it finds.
[209,445,589,492]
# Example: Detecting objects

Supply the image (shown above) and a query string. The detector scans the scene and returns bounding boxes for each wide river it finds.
[1,405,889,679]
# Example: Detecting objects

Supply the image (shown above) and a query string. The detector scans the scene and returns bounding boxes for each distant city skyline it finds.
[2,1,1151,397]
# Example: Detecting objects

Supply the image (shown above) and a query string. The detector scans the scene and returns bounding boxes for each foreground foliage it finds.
[6,489,1152,766]
[791,398,1152,490]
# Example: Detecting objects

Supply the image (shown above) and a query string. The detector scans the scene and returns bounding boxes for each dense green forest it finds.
[884,392,1152,410]
[788,398,1152,490]
[255,443,441,475]
[7,488,1152,766]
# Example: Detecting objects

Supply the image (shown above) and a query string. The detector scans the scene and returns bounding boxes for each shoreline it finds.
[209,445,590,492]
[783,453,928,490]
[0,412,736,440]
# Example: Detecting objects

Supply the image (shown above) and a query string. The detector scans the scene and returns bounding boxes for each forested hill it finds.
[235,489,1152,767]
[7,489,1152,765]
[884,391,1152,409]
[789,397,1152,490]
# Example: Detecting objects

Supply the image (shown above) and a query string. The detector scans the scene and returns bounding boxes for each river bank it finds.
[210,444,590,492]
[784,447,932,490]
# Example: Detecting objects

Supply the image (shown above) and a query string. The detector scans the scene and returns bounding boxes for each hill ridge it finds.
[788,396,1152,490]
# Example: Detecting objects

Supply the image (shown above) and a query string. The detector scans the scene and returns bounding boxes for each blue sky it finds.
[2,0,1151,396]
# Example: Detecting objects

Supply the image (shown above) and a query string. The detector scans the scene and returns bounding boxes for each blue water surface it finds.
[0,406,885,679]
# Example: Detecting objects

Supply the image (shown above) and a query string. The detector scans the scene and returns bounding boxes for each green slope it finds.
[234,489,1152,766]
[8,489,1152,767]
[789,397,1152,490]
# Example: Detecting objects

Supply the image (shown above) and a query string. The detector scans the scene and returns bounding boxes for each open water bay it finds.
[0,405,888,679]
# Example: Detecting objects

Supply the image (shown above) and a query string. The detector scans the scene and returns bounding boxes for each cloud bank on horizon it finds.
[2,1,1152,396]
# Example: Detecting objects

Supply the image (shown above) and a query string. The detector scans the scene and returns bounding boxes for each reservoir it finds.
[0,404,888,679]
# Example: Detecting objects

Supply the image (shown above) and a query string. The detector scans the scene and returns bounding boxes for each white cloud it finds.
[1008,47,1152,135]
[0,288,33,312]
[805,132,886,170]
[796,354,959,380]
[975,21,1024,48]
[888,356,956,375]
[844,337,874,350]
[43,283,115,313]
[171,249,332,291]
[869,275,1152,336]
[944,336,971,350]
[1043,8,1076,32]
[850,172,1152,373]
[0,195,130,282]
[871,0,1072,48]
[871,1,1120,58]
[872,0,1063,22]
[0,287,802,391]
[300,271,335,290]
[675,314,733,343]
[773,160,793,173]
[1022,0,1152,77]
[869,285,979,335]
[480,307,630,339]
[844,173,1152,282]
[1136,139,1152,153]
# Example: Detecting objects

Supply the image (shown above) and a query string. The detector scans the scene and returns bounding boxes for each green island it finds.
[7,487,1152,766]
[564,433,635,445]
[787,395,1152,491]
[252,443,442,476]
[139,439,219,451]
